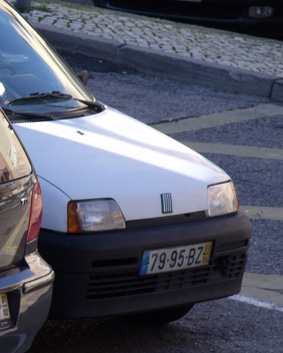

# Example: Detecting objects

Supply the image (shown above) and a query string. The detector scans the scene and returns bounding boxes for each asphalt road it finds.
[27,52,283,353]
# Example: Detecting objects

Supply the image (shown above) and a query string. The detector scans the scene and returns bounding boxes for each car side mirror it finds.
[77,70,89,85]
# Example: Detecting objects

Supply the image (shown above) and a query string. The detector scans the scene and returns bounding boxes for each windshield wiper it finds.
[7,91,72,105]
[7,91,104,112]
[2,106,55,121]
[74,98,104,112]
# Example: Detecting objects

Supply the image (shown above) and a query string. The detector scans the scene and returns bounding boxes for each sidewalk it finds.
[18,0,283,100]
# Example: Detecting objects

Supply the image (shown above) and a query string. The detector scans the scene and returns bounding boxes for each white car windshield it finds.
[0,2,100,119]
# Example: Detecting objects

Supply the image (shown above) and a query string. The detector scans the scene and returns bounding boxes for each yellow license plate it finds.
[0,293,11,330]
[140,242,212,275]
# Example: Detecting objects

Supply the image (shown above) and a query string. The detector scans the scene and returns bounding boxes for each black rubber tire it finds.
[125,305,194,325]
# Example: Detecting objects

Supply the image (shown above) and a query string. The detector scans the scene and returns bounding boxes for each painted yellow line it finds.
[155,103,283,134]
[240,206,283,221]
[181,141,283,160]
[241,273,283,307]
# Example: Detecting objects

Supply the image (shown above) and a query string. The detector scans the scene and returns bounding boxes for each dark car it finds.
[92,0,283,26]
[0,109,54,353]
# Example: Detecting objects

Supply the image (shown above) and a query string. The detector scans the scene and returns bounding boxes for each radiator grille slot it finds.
[87,252,246,300]
[224,253,246,278]
[87,272,157,299]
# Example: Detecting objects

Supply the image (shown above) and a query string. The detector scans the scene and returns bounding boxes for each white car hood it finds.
[15,108,229,222]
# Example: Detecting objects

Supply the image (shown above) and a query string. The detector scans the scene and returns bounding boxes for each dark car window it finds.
[0,112,31,183]
[0,2,94,116]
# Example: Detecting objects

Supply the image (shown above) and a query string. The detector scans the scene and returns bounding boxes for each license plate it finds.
[140,242,212,275]
[0,293,11,329]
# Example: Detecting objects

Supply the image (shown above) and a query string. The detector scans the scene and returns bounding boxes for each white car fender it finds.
[38,176,71,232]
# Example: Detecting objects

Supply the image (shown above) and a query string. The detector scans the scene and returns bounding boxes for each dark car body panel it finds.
[0,175,34,271]
[39,211,251,318]
[93,0,283,26]
[0,109,54,353]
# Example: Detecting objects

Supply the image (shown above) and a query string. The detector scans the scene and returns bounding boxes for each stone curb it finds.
[35,23,283,101]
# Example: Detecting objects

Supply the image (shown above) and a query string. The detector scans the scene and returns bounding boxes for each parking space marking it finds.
[231,294,283,313]
[231,273,283,311]
[181,141,283,160]
[240,206,283,221]
[154,103,283,134]
[242,273,283,306]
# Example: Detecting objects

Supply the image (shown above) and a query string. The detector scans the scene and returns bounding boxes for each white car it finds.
[1,0,251,323]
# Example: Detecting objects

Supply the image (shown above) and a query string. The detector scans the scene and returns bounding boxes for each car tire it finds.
[92,0,107,8]
[125,305,194,325]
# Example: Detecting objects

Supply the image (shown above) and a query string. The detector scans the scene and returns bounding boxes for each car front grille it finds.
[86,253,246,300]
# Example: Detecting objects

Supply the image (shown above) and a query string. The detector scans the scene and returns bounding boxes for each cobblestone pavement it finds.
[15,0,283,78]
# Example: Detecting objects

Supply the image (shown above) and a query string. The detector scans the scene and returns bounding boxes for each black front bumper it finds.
[38,211,251,319]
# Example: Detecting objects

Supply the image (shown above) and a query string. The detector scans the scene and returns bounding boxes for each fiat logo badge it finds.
[161,193,173,214]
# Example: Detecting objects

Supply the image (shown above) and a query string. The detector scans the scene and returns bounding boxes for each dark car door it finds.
[0,110,33,271]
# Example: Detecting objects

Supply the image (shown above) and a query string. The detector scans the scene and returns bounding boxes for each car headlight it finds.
[67,199,126,233]
[207,181,238,217]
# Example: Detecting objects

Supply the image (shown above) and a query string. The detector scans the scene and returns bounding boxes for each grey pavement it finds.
[11,0,283,100]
